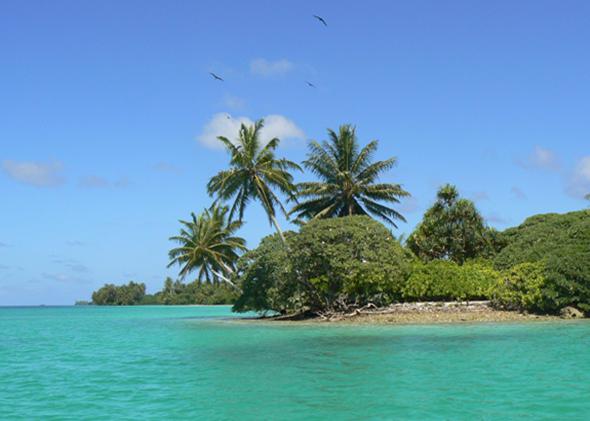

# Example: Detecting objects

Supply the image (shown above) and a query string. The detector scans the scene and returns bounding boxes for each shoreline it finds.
[239,301,568,325]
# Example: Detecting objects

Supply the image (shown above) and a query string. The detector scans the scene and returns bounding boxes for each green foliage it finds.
[92,281,146,305]
[139,294,160,305]
[402,260,500,302]
[491,262,549,312]
[543,254,590,313]
[291,216,411,311]
[233,232,299,314]
[168,204,246,284]
[157,277,238,305]
[407,184,499,264]
[234,216,411,314]
[494,210,590,313]
[207,119,301,242]
[290,125,410,227]
[494,210,590,269]
[91,278,238,306]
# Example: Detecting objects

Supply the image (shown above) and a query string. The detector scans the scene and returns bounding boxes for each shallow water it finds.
[1,306,589,420]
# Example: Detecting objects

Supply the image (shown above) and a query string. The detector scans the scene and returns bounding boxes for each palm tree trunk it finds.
[269,213,287,245]
[211,269,239,289]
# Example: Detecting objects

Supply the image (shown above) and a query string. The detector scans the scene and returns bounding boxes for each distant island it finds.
[87,121,590,323]
[89,279,236,306]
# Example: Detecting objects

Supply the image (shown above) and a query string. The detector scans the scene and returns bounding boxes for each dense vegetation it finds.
[402,260,500,302]
[232,214,510,315]
[493,210,590,313]
[234,216,410,314]
[494,210,589,270]
[89,119,589,317]
[155,278,238,305]
[407,184,502,264]
[232,189,590,316]
[90,278,237,305]
[91,282,146,305]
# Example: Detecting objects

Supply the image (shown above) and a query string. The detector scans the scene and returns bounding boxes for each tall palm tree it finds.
[290,124,410,227]
[207,119,301,243]
[167,204,247,287]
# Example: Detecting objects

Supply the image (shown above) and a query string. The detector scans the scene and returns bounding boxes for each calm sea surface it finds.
[1,306,589,420]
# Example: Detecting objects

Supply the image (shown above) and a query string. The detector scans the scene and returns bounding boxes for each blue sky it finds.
[1,0,589,305]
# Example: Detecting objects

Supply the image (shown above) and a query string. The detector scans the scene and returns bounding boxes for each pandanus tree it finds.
[207,119,301,244]
[290,124,410,227]
[167,204,247,287]
[406,184,496,264]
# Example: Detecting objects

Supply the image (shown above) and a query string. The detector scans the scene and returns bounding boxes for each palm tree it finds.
[167,204,247,287]
[207,119,301,243]
[290,124,410,227]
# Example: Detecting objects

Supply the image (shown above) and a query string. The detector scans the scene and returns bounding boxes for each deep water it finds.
[1,306,589,420]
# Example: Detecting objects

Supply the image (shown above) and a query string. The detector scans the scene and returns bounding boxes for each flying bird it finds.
[313,15,327,26]
[209,72,224,81]
[305,81,316,88]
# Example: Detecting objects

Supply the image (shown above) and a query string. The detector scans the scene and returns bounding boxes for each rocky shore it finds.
[254,301,569,325]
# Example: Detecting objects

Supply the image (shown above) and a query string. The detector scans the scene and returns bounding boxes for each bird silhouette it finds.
[305,81,316,88]
[209,72,224,81]
[313,15,327,26]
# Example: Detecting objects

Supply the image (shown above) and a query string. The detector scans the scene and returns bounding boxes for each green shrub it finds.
[543,254,590,313]
[290,216,411,312]
[491,262,548,312]
[494,210,590,313]
[234,216,411,314]
[233,232,300,314]
[494,210,590,270]
[402,260,500,301]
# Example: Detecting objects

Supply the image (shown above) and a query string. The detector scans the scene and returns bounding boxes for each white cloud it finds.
[566,156,590,198]
[518,146,560,171]
[1,160,65,187]
[198,113,305,150]
[250,58,294,77]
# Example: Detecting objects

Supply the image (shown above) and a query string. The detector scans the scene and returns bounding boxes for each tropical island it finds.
[89,121,590,323]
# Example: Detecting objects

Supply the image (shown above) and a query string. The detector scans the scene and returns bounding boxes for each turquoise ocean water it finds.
[1,305,589,420]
